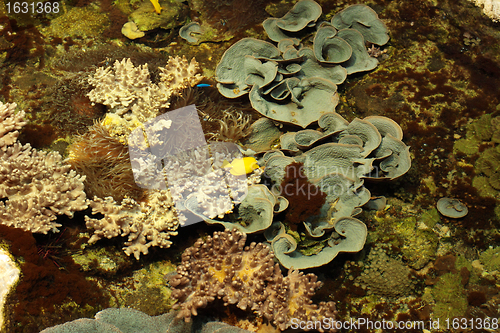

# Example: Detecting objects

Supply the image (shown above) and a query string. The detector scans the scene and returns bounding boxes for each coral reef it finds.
[0,102,88,233]
[0,225,108,332]
[169,229,337,331]
[87,56,203,134]
[454,114,500,204]
[215,1,389,128]
[222,112,410,269]
[85,189,181,260]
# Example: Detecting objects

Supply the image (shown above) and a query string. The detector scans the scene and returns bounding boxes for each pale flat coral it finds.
[85,189,181,259]
[0,103,88,234]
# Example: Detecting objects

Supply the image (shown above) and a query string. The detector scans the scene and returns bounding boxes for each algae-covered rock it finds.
[129,0,187,32]
[453,136,480,155]
[41,6,109,38]
[479,246,500,272]
[419,207,441,228]
[431,272,468,322]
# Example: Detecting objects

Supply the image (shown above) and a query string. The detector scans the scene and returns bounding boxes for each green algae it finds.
[479,246,500,272]
[372,213,439,270]
[72,246,131,276]
[40,5,110,38]
[419,208,441,229]
[431,272,468,322]
[106,261,177,315]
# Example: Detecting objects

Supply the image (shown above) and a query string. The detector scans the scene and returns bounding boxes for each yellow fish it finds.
[222,157,260,176]
[149,0,162,14]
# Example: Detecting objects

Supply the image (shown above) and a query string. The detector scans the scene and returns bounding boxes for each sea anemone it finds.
[207,107,253,143]
[165,86,255,144]
[68,122,144,202]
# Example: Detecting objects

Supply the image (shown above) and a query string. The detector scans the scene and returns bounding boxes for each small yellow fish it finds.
[222,157,260,176]
[149,0,162,14]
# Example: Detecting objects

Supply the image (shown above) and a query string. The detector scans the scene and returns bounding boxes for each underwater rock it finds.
[469,0,500,22]
[436,197,468,218]
[129,0,187,32]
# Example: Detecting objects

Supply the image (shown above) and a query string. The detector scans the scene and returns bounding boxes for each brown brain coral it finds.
[169,229,337,331]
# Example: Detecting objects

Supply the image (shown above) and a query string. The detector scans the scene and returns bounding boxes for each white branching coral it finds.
[87,56,204,124]
[0,102,88,233]
[85,189,182,259]
[0,102,26,148]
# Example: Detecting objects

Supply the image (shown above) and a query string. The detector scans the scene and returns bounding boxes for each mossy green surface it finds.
[419,208,441,229]
[72,246,131,276]
[129,0,186,31]
[431,272,468,322]
[479,247,500,272]
[40,5,110,38]
[106,260,177,315]
[372,213,439,269]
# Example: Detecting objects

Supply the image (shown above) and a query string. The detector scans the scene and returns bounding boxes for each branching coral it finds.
[85,189,181,259]
[0,101,26,148]
[169,229,337,332]
[0,102,88,234]
[87,56,203,140]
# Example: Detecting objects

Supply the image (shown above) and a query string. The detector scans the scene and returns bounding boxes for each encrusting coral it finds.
[0,102,88,233]
[169,229,337,332]
[85,189,181,260]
